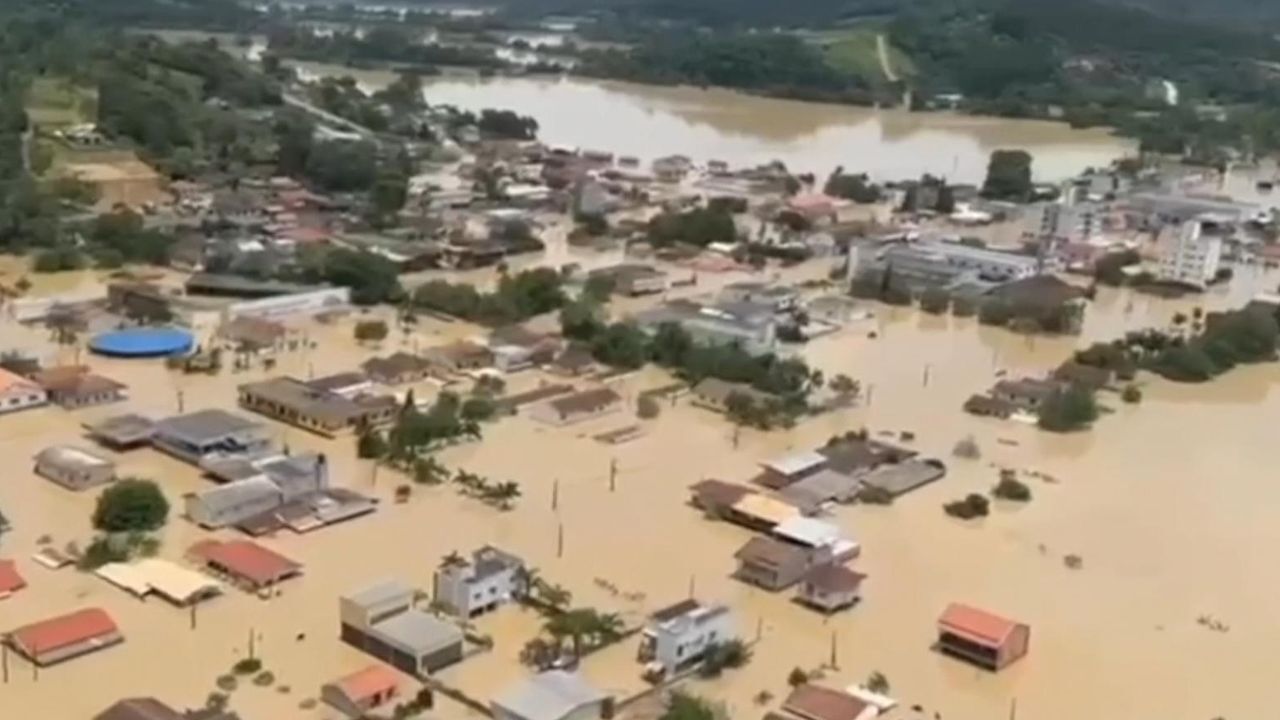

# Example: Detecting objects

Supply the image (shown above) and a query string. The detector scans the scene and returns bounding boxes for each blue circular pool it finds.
[89,327,195,358]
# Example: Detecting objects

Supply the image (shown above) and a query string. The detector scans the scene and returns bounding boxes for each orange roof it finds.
[938,603,1023,647]
[0,367,39,394]
[334,663,400,703]
[783,684,870,720]
[188,539,301,587]
[0,560,26,594]
[11,608,118,654]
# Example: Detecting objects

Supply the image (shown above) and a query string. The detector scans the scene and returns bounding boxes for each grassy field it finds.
[25,76,97,129]
[817,28,916,85]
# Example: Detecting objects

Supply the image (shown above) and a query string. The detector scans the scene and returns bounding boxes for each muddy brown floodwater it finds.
[1,251,1278,720]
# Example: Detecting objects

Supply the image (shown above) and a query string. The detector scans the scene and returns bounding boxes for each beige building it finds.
[34,446,116,491]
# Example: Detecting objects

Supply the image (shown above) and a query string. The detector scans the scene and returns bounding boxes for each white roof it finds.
[773,517,846,548]
[494,671,607,720]
[96,559,221,603]
[762,451,827,478]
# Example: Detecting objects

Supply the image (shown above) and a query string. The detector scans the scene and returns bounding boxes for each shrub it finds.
[357,429,386,459]
[951,295,977,317]
[637,394,661,419]
[700,639,751,678]
[1121,385,1143,404]
[253,671,275,686]
[93,479,169,532]
[215,674,238,691]
[918,287,950,315]
[992,475,1032,502]
[865,671,890,694]
[952,435,981,459]
[207,692,230,709]
[857,485,894,505]
[1037,385,1099,432]
[788,667,810,687]
[978,299,1013,326]
[354,319,389,342]
[233,658,263,675]
[944,493,990,519]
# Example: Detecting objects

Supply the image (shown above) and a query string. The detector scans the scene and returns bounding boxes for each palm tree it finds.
[535,580,572,611]
[484,481,522,510]
[545,609,597,659]
[413,457,447,485]
[593,611,625,643]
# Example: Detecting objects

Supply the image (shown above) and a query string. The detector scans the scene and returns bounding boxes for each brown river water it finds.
[0,248,1278,719]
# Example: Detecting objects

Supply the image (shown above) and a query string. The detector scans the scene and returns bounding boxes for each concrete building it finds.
[637,599,735,674]
[152,410,271,465]
[340,580,465,677]
[492,671,610,720]
[1026,200,1103,243]
[733,536,834,591]
[936,603,1030,671]
[1157,217,1224,289]
[854,240,1040,291]
[433,546,526,618]
[796,565,866,614]
[719,281,800,312]
[238,376,398,437]
[7,607,122,666]
[633,299,777,356]
[362,352,434,385]
[34,445,116,491]
[185,476,284,529]
[185,452,332,529]
[0,368,48,414]
[321,664,402,719]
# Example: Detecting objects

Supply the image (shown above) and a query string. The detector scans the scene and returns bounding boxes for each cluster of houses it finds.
[964,362,1114,423]
[0,362,127,416]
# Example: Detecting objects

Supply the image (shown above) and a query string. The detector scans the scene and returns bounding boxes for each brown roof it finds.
[0,559,26,594]
[548,387,621,417]
[938,603,1024,647]
[188,539,301,587]
[362,352,431,380]
[783,684,871,720]
[689,479,755,509]
[31,366,125,395]
[11,607,118,654]
[331,663,400,703]
[734,536,809,569]
[804,564,865,594]
[95,698,184,720]
[220,316,286,348]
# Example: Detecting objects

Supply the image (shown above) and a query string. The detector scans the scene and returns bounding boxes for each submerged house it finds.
[637,599,735,674]
[34,445,116,491]
[935,603,1030,671]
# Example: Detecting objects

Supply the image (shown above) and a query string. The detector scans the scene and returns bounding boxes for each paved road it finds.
[282,92,376,139]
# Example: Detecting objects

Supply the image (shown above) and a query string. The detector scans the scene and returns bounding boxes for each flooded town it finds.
[5,4,1280,720]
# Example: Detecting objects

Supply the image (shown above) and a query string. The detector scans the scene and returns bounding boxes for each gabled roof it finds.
[494,671,607,720]
[0,367,43,394]
[10,607,118,654]
[0,559,26,594]
[783,684,872,720]
[330,663,400,704]
[94,697,184,720]
[803,565,866,594]
[734,536,809,568]
[188,539,301,586]
[938,603,1025,647]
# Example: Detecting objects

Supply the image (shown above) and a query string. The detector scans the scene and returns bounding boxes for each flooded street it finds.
[287,63,1134,184]
[0,250,1277,720]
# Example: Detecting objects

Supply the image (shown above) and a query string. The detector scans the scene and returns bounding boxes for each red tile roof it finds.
[0,559,26,594]
[334,663,400,703]
[938,603,1023,647]
[783,684,870,720]
[11,608,118,654]
[188,539,301,587]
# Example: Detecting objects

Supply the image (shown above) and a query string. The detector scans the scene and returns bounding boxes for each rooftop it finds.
[375,609,464,657]
[30,365,126,395]
[156,409,262,444]
[730,493,801,527]
[35,445,113,472]
[0,559,26,595]
[94,698,185,720]
[938,603,1025,647]
[493,671,607,720]
[0,367,41,394]
[10,607,118,654]
[85,413,156,445]
[330,664,401,704]
[783,684,872,720]
[762,451,828,478]
[344,579,414,610]
[735,536,811,569]
[804,565,866,595]
[548,387,621,417]
[188,539,301,586]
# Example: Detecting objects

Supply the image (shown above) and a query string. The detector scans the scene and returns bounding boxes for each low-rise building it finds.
[85,413,156,450]
[321,664,402,719]
[8,607,122,666]
[424,340,495,374]
[362,352,435,385]
[187,539,302,592]
[733,536,833,591]
[633,299,777,356]
[719,281,800,312]
[530,388,622,426]
[433,546,526,618]
[238,376,398,437]
[30,365,126,408]
[340,580,465,677]
[492,671,610,720]
[859,459,946,499]
[185,476,283,529]
[587,264,668,296]
[637,599,735,674]
[152,409,271,465]
[690,378,778,414]
[990,378,1063,413]
[772,517,860,562]
[0,368,48,414]
[796,565,866,613]
[33,445,116,491]
[219,315,293,353]
[756,451,829,490]
[781,684,878,720]
[936,603,1030,671]
[94,697,239,720]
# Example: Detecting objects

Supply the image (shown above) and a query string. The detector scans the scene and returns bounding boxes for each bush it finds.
[951,295,977,317]
[33,247,85,273]
[856,485,894,505]
[1037,385,1099,432]
[233,658,263,675]
[637,394,661,419]
[253,671,275,686]
[919,287,950,315]
[354,319,389,342]
[461,396,496,421]
[978,299,1013,326]
[944,493,990,519]
[953,435,981,459]
[788,667,810,687]
[699,639,751,678]
[77,535,131,570]
[1121,385,1143,403]
[93,479,169,532]
[993,474,1032,502]
[215,674,238,691]
[357,430,386,459]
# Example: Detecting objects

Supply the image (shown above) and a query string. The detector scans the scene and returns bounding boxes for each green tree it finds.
[560,299,605,341]
[660,692,722,720]
[981,150,1033,201]
[993,474,1032,501]
[358,429,387,459]
[1037,384,1099,432]
[637,394,661,419]
[919,287,950,314]
[93,478,169,532]
[590,322,649,369]
[354,319,389,342]
[1122,384,1143,403]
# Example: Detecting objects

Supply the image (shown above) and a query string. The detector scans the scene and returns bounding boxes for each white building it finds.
[1026,201,1102,243]
[1158,217,1224,289]
[432,546,526,618]
[637,599,734,674]
[0,369,47,415]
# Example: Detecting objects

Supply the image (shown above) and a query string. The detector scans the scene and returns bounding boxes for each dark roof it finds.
[804,565,866,594]
[239,377,389,425]
[650,598,701,623]
[362,352,431,380]
[185,273,321,298]
[489,324,551,348]
[307,372,369,392]
[31,366,125,396]
[156,409,261,443]
[1053,361,1113,390]
[963,394,1016,416]
[987,275,1085,308]
[817,438,914,475]
[734,536,809,568]
[992,378,1062,402]
[548,388,621,417]
[95,698,184,720]
[689,479,755,509]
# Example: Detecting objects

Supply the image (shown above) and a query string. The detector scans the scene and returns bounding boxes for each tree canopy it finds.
[93,478,170,532]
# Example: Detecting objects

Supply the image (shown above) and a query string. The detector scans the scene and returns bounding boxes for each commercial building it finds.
[530,388,623,426]
[321,664,402,719]
[936,603,1030,671]
[184,452,335,529]
[1157,217,1224,289]
[637,599,735,674]
[492,671,610,720]
[0,368,48,414]
[228,286,351,321]
[340,580,465,676]
[238,376,398,437]
[633,299,778,356]
[34,445,116,491]
[152,409,271,465]
[8,607,122,666]
[854,239,1040,291]
[433,546,526,618]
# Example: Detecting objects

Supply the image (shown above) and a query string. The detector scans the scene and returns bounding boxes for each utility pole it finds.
[755,617,763,642]
[3,643,8,683]
[1009,698,1017,720]
[608,459,617,492]
[687,574,696,599]
[556,523,564,559]
[176,389,185,413]
[829,631,838,669]
[866,384,874,408]
[190,603,197,630]
[551,479,559,511]
[248,628,256,660]
[923,363,931,388]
